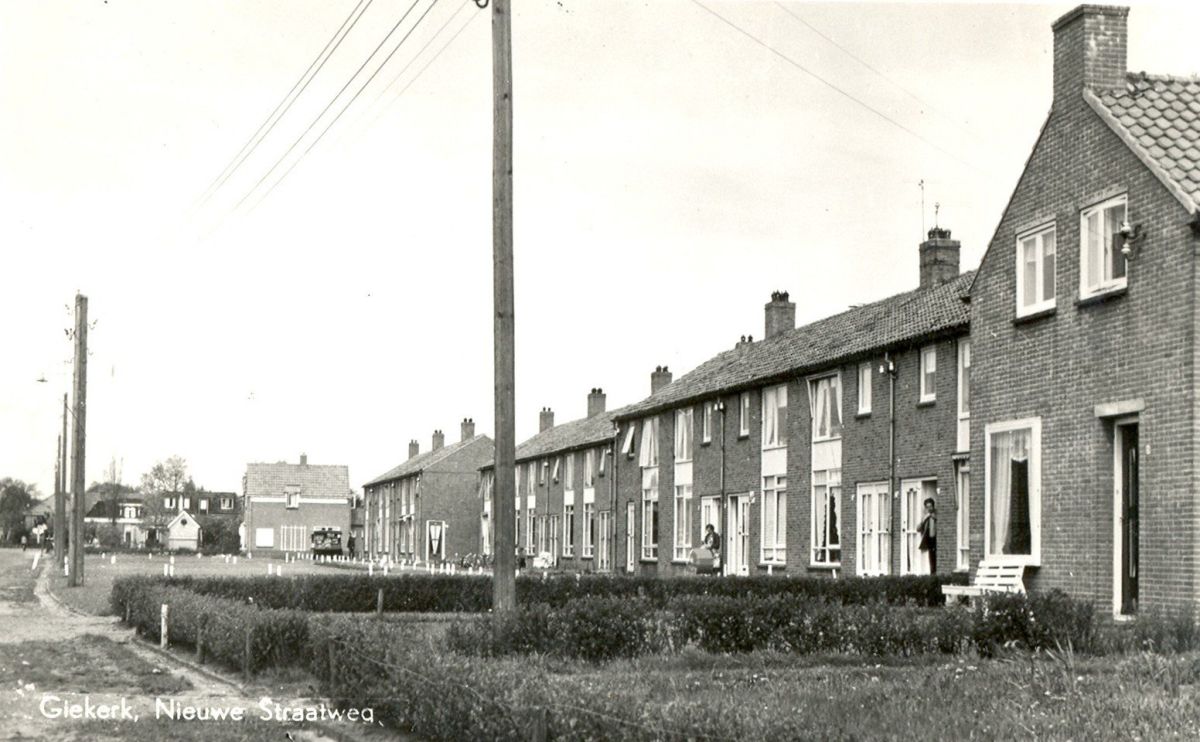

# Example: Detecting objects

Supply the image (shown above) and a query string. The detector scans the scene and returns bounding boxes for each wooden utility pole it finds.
[53,427,64,566]
[491,0,516,613]
[68,294,87,587]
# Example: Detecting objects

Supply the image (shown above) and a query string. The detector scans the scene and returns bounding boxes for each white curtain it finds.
[989,429,1029,555]
[639,418,658,467]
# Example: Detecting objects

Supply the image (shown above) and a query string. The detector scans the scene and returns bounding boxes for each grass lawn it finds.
[65,719,345,742]
[48,552,338,616]
[0,634,191,695]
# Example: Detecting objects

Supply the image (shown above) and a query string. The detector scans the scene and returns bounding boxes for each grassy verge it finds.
[0,635,191,695]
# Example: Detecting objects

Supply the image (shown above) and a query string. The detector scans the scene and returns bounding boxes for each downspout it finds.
[718,400,728,576]
[885,353,898,575]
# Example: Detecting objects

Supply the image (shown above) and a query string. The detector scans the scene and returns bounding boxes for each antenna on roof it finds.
[934,202,941,230]
[918,179,925,237]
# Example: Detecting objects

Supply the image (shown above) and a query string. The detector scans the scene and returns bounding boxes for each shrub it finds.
[971,590,1096,656]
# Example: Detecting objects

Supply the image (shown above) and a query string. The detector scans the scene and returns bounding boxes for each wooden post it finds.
[53,421,65,566]
[160,604,169,649]
[530,707,548,742]
[376,588,384,616]
[491,0,516,615]
[68,294,87,587]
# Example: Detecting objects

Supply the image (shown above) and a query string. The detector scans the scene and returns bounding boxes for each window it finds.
[621,425,636,458]
[856,482,890,576]
[809,375,842,441]
[526,501,535,553]
[582,502,595,557]
[702,401,713,443]
[526,462,536,497]
[901,478,937,575]
[985,418,1041,565]
[182,497,191,510]
[637,418,659,468]
[584,449,596,488]
[857,363,872,415]
[280,525,306,552]
[761,475,786,563]
[641,468,658,560]
[549,514,560,560]
[673,482,693,561]
[199,499,208,511]
[597,511,612,571]
[285,486,300,509]
[598,448,607,476]
[739,393,751,437]
[563,499,575,557]
[1016,223,1057,315]
[919,346,937,403]
[811,469,841,565]
[675,409,694,462]
[219,496,233,510]
[540,460,548,485]
[536,514,547,554]
[762,385,788,448]
[255,527,274,548]
[564,453,576,488]
[958,340,971,419]
[552,457,560,482]
[1081,195,1127,297]
[164,497,176,510]
[956,462,970,572]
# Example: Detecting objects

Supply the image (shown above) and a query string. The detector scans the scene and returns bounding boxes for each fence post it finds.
[160,604,169,649]
[376,588,384,616]
[530,708,549,742]
[243,628,253,682]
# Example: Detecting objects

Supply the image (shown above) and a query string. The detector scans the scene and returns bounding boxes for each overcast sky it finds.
[2,1,1196,496]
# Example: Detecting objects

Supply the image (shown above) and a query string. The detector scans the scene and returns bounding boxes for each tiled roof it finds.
[1089,74,1200,211]
[615,272,973,420]
[245,462,350,498]
[364,435,493,486]
[480,407,630,470]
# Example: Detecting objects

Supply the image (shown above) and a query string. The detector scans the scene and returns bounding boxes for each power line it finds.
[248,0,463,212]
[371,0,473,110]
[689,0,982,174]
[235,0,434,212]
[199,0,375,204]
[772,1,984,144]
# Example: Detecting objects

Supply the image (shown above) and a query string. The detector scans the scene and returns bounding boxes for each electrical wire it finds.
[690,0,982,173]
[234,0,435,212]
[199,0,375,204]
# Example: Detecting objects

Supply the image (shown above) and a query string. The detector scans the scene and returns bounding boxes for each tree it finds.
[140,456,193,497]
[0,478,39,543]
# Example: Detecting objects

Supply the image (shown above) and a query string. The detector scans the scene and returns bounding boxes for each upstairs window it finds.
[857,363,872,415]
[285,486,300,509]
[584,449,596,488]
[219,496,233,510]
[638,418,659,468]
[1016,223,1056,316]
[738,392,751,437]
[809,375,842,441]
[702,400,713,443]
[621,426,636,459]
[1081,196,1127,297]
[675,408,694,462]
[762,385,788,449]
[920,345,937,403]
[564,454,575,489]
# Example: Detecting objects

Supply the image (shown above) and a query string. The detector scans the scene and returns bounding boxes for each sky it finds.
[1,1,1197,496]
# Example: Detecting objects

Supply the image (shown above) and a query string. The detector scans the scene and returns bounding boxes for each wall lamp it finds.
[1120,220,1146,259]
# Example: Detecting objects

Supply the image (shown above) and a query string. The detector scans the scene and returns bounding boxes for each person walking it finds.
[20,535,27,552]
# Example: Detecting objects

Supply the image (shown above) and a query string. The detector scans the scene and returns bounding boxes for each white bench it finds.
[942,563,1026,604]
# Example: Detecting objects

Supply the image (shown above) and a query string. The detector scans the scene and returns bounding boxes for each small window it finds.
[564,453,576,487]
[920,346,937,403]
[621,426,636,458]
[255,527,275,548]
[1080,195,1127,297]
[809,375,842,441]
[220,497,233,510]
[199,499,209,511]
[598,447,607,476]
[1016,223,1057,316]
[584,449,596,488]
[958,339,971,420]
[181,497,191,510]
[638,418,659,468]
[739,392,751,437]
[552,457,560,482]
[857,363,872,415]
[761,385,788,449]
[702,401,713,443]
[285,486,300,509]
[540,461,548,485]
[675,409,694,462]
[164,497,175,510]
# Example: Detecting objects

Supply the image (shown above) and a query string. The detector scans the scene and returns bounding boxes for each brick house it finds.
[479,390,628,572]
[612,237,972,578]
[363,421,493,564]
[243,455,352,557]
[969,5,1200,616]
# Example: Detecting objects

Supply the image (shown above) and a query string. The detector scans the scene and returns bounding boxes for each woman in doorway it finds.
[917,498,937,574]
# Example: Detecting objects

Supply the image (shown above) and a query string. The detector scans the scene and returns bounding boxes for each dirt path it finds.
[0,549,397,741]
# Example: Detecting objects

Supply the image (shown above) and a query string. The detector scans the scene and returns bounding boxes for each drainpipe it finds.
[717,400,728,576]
[884,353,898,574]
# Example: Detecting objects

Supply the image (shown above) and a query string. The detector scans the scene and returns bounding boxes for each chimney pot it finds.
[408,440,420,460]
[919,226,962,289]
[300,453,308,466]
[651,366,673,394]
[460,417,476,441]
[539,407,555,432]
[432,430,445,451]
[587,388,607,418]
[764,290,796,339]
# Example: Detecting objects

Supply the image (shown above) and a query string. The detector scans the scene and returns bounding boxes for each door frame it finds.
[1112,417,1139,617]
[625,501,636,573]
[726,493,751,576]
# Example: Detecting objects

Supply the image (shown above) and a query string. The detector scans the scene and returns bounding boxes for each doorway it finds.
[1114,422,1139,615]
[725,494,750,576]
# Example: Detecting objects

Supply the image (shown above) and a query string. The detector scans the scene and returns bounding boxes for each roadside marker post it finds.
[160,604,169,648]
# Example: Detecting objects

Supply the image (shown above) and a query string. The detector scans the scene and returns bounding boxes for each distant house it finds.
[364,421,493,564]
[243,454,352,557]
[83,496,148,547]
[164,510,202,551]
[479,390,627,573]
[23,497,54,544]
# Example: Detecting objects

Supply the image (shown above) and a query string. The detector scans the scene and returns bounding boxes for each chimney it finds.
[764,291,795,339]
[1052,5,1128,110]
[408,440,420,460]
[432,430,445,451]
[460,417,475,441]
[587,388,607,418]
[919,227,961,289]
[539,407,555,432]
[299,453,308,466]
[735,335,755,350]
[651,366,673,394]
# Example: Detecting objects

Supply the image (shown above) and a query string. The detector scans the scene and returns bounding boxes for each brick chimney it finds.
[299,453,308,466]
[587,388,607,418]
[408,440,419,460]
[651,366,673,394]
[919,227,961,289]
[432,430,444,451]
[539,407,555,432]
[460,418,475,441]
[1052,5,1128,110]
[764,291,795,339]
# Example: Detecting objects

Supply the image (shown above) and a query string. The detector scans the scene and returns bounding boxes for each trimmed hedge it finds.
[111,572,965,615]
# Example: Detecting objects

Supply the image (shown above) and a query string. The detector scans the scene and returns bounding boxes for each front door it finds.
[625,501,636,573]
[1118,423,1139,615]
[726,495,750,576]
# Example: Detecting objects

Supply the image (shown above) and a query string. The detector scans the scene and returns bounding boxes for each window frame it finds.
[1079,194,1128,298]
[955,461,970,572]
[983,417,1042,567]
[675,408,694,462]
[808,373,843,442]
[810,468,841,567]
[919,345,937,403]
[857,362,872,415]
[641,469,659,560]
[738,392,751,437]
[582,501,595,558]
[760,474,787,564]
[855,481,891,576]
[1015,222,1058,316]
[702,400,713,444]
[761,384,788,450]
[284,487,300,510]
[673,482,693,561]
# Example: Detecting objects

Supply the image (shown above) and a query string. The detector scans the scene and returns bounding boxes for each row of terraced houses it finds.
[360,5,1200,618]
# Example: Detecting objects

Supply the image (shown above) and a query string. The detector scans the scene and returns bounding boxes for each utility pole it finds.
[491,0,516,613]
[53,429,64,565]
[68,294,88,587]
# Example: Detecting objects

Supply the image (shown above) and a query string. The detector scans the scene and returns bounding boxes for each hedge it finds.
[111,571,965,615]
